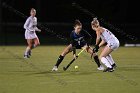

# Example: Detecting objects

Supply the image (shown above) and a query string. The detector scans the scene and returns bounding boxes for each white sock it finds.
[24,47,30,55]
[106,54,115,65]
[101,57,112,68]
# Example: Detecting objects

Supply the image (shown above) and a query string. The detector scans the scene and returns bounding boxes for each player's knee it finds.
[37,42,40,46]
[28,44,32,48]
[83,46,89,52]
[61,51,67,56]
[61,52,66,56]
[99,56,103,60]
[61,49,71,56]
[35,42,40,46]
[100,57,107,63]
[86,48,89,52]
[99,55,106,60]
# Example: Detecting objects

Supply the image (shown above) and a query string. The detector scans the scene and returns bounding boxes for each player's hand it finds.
[73,54,78,59]
[93,45,99,52]
[37,29,41,32]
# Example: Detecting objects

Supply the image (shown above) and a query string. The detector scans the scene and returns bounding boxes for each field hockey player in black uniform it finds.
[52,20,104,71]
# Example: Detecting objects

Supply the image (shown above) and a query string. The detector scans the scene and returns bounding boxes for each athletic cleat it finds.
[103,67,114,72]
[97,65,104,71]
[52,66,58,71]
[112,63,117,70]
[24,55,30,58]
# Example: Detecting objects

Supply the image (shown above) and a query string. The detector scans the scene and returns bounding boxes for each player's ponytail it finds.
[74,20,82,27]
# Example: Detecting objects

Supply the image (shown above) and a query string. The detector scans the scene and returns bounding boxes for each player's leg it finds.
[104,41,119,70]
[82,45,103,70]
[52,44,73,71]
[55,44,73,67]
[24,39,33,58]
[101,44,116,67]
[99,44,116,67]
[32,37,40,49]
[106,54,117,69]
[28,37,40,56]
[99,46,114,72]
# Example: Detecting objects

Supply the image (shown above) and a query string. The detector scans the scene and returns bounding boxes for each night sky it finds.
[1,0,140,23]
[0,0,139,45]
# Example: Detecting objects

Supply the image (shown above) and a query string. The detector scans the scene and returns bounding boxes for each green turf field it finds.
[0,46,140,93]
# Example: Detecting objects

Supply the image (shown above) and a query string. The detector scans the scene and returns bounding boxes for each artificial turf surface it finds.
[0,46,140,93]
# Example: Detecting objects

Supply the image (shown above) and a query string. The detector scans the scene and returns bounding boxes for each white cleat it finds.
[52,66,58,71]
[97,65,104,71]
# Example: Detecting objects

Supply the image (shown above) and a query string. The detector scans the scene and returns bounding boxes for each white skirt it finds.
[25,30,38,39]
[107,37,120,50]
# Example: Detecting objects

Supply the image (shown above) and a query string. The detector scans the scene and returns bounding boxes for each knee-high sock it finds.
[94,56,101,67]
[24,46,30,55]
[101,57,112,68]
[106,54,115,65]
[55,55,64,67]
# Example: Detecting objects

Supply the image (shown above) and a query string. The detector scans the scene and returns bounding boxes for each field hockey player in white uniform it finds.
[23,8,41,58]
[91,18,120,72]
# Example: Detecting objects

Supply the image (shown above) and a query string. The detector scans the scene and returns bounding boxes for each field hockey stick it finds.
[63,49,85,71]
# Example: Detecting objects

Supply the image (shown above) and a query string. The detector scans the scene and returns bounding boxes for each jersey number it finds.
[107,30,112,35]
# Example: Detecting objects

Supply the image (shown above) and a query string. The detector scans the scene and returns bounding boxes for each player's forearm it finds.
[26,28,35,32]
[96,38,100,45]
[24,25,36,32]
[34,27,41,32]
[95,30,101,46]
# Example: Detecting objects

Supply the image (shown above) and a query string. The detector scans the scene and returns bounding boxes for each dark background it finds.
[0,0,140,45]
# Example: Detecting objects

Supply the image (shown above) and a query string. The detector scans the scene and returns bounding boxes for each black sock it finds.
[112,63,116,67]
[55,55,64,67]
[94,56,101,67]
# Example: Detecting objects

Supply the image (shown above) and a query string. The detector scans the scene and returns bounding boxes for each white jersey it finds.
[24,16,38,39]
[100,28,120,50]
